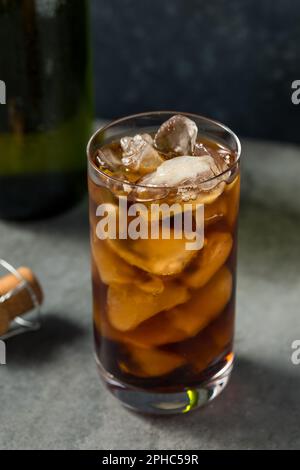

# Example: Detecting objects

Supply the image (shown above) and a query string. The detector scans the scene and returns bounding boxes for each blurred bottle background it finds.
[0,0,93,220]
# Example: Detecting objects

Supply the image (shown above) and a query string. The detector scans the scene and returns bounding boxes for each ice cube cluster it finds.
[96,115,231,199]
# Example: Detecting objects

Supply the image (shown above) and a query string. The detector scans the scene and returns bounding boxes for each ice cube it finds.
[204,195,228,226]
[107,281,190,331]
[139,155,223,188]
[117,310,187,348]
[119,346,185,377]
[108,233,199,276]
[120,133,164,174]
[92,240,137,285]
[92,239,164,294]
[154,114,198,156]
[193,142,212,157]
[164,266,232,339]
[183,232,233,289]
[193,143,232,183]
[96,147,121,172]
[174,309,233,374]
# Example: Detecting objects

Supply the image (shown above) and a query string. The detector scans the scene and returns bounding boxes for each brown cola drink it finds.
[87,112,241,414]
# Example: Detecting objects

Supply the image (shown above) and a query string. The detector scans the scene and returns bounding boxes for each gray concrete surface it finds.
[0,139,300,449]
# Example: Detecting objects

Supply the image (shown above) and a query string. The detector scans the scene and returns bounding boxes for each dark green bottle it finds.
[0,0,93,220]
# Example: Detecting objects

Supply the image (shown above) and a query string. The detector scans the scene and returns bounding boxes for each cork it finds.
[0,267,43,336]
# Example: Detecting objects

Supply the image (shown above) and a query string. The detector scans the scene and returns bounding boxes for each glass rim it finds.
[87,110,241,190]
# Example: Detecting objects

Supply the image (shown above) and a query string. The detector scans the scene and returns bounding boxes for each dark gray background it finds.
[90,0,300,142]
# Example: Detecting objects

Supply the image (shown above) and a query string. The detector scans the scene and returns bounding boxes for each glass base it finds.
[96,354,234,415]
